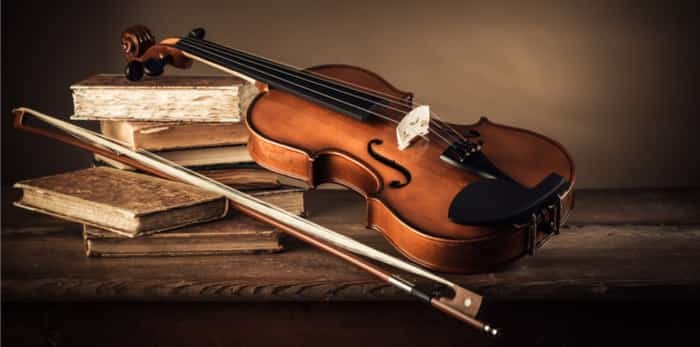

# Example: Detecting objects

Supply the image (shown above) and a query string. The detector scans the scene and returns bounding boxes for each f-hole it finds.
[367,139,411,188]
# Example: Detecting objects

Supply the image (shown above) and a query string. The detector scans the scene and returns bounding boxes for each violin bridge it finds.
[396,105,430,150]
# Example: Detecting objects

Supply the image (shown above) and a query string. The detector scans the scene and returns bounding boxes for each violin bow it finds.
[13,107,499,336]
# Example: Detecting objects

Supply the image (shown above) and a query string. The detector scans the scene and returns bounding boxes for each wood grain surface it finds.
[3,188,700,302]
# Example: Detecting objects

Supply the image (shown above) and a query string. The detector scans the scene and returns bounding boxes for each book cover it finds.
[13,167,228,238]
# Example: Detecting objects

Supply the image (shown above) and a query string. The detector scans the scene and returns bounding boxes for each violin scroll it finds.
[120,25,195,81]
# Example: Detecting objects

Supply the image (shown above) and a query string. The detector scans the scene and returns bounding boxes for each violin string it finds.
[187,39,411,109]
[183,38,463,145]
[303,71,469,143]
[195,38,468,144]
[185,40,466,140]
[182,38,465,145]
[179,40,402,124]
[187,37,467,143]
[183,41,452,145]
[299,71,469,142]
[180,40,458,147]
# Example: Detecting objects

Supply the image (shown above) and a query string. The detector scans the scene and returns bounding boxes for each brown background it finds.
[2,0,698,188]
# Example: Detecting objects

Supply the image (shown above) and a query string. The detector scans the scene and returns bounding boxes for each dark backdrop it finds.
[2,0,699,188]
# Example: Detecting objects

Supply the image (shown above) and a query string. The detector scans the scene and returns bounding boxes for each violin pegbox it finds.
[120,25,196,81]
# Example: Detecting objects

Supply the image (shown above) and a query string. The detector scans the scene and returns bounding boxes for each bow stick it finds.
[13,107,499,336]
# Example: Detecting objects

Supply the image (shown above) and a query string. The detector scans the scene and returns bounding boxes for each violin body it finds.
[247,64,575,273]
[118,25,575,274]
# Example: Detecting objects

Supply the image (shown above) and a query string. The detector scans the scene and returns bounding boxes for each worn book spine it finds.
[100,120,250,151]
[198,167,282,190]
[92,158,308,191]
[71,74,259,122]
[93,144,254,170]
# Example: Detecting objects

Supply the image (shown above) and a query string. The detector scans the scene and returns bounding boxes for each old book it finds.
[250,187,306,216]
[83,216,283,257]
[71,74,258,122]
[198,165,308,190]
[199,166,282,190]
[94,144,253,169]
[156,145,254,167]
[100,120,250,151]
[13,167,228,238]
[91,158,308,191]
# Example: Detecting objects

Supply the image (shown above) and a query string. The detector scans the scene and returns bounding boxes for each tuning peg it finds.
[121,25,195,80]
[125,61,144,81]
[143,59,164,76]
[189,28,206,39]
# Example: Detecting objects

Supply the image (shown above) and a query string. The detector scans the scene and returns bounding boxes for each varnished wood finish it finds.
[246,65,575,273]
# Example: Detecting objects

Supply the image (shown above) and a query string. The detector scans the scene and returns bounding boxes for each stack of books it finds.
[13,74,306,257]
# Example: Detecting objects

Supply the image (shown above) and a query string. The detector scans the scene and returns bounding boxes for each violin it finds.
[121,25,575,273]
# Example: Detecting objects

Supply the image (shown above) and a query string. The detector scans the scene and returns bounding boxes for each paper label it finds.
[396,105,430,150]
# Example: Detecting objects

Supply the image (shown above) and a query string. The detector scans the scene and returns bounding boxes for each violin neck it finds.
[175,37,380,121]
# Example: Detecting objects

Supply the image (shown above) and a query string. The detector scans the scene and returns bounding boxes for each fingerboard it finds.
[176,37,383,121]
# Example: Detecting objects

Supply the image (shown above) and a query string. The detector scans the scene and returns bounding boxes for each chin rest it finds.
[448,173,568,226]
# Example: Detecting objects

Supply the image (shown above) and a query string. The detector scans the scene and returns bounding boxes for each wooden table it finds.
[3,188,700,347]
